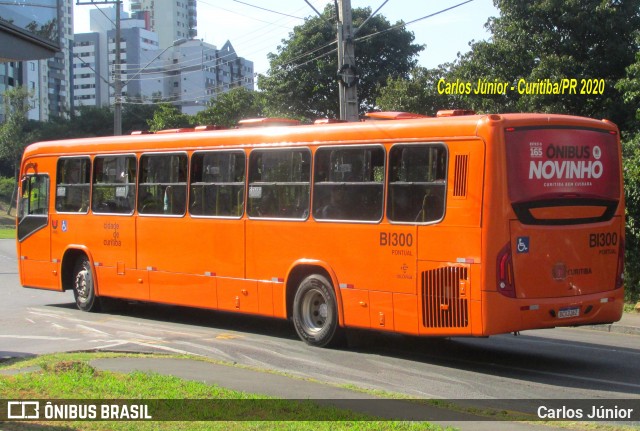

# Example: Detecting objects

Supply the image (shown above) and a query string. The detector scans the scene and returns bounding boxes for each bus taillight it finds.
[616,238,625,289]
[497,243,516,297]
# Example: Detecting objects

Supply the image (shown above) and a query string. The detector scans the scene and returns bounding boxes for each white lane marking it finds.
[76,324,109,336]
[115,331,163,341]
[88,340,131,350]
[171,340,238,361]
[0,335,79,341]
[128,340,199,356]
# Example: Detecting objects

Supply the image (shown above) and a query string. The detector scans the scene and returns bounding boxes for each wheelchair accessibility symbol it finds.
[517,237,529,254]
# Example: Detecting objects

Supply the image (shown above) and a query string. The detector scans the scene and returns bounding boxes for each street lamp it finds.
[113,38,188,135]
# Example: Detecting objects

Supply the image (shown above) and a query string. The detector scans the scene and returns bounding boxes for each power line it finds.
[197,1,295,28]
[355,0,476,43]
[253,0,478,76]
[79,0,478,111]
[113,0,478,108]
[121,76,254,105]
[229,0,304,20]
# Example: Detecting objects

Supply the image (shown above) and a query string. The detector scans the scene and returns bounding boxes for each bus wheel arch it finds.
[286,263,344,347]
[285,262,343,321]
[61,247,101,312]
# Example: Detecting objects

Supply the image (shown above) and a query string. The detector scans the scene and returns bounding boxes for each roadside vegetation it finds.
[0,177,16,238]
[2,353,636,431]
[0,353,449,431]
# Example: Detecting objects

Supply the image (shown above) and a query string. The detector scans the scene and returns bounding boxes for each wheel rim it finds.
[75,265,90,304]
[300,287,329,334]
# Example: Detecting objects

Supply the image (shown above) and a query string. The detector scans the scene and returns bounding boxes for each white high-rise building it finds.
[73,6,159,110]
[38,0,74,120]
[130,0,197,49]
[1,0,73,122]
[71,2,253,118]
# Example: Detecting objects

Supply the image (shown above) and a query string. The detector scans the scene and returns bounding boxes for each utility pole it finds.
[336,0,358,122]
[76,0,122,135]
[113,1,122,135]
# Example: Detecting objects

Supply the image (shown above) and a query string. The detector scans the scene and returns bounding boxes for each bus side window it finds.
[247,149,311,219]
[190,151,245,218]
[387,144,447,223]
[92,155,137,214]
[313,146,385,222]
[56,157,90,213]
[138,153,188,216]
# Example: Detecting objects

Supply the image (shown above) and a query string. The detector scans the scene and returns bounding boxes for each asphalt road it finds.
[2,239,639,403]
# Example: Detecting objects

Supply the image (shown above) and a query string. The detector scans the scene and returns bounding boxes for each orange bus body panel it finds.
[17,113,624,340]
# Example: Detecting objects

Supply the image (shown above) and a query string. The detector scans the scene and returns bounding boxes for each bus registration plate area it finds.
[558,307,580,319]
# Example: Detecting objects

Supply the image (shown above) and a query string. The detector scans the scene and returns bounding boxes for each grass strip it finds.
[0,226,15,239]
[0,353,450,431]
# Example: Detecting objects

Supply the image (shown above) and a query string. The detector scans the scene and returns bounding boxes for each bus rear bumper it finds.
[482,289,624,335]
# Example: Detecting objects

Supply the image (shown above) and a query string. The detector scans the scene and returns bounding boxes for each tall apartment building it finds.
[1,0,74,121]
[35,0,74,120]
[108,26,160,105]
[0,61,21,123]
[130,0,197,49]
[71,3,253,116]
[147,39,254,115]
[217,41,254,93]
[73,6,159,110]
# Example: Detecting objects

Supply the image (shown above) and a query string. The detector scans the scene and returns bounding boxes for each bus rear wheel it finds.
[72,256,100,312]
[293,274,341,347]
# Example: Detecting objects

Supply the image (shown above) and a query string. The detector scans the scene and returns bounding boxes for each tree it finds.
[0,86,33,214]
[258,5,423,120]
[122,103,160,134]
[194,87,264,128]
[72,106,114,137]
[378,1,640,127]
[0,86,32,178]
[617,34,640,302]
[147,103,192,132]
[622,135,640,302]
[450,0,640,127]
[377,66,463,115]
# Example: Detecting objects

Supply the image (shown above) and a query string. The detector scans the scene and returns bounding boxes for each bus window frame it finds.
[247,147,312,221]
[91,153,137,216]
[17,173,50,242]
[386,142,449,226]
[137,151,189,218]
[55,156,92,215]
[312,144,386,224]
[189,149,246,220]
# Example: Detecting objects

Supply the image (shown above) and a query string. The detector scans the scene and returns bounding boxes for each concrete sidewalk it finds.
[588,310,640,335]
[91,357,567,431]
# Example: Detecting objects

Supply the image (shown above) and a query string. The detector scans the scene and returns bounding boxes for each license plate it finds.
[558,307,580,319]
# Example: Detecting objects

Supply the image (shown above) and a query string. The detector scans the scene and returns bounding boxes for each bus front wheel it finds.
[292,274,341,347]
[72,256,100,312]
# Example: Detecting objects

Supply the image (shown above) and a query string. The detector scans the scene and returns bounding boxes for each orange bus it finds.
[16,111,625,347]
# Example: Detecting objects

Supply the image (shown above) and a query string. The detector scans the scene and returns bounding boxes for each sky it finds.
[73,0,499,77]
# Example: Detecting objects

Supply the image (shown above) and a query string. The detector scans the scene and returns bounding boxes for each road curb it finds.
[582,323,640,336]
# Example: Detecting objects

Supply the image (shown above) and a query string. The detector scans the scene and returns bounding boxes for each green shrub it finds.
[0,176,16,200]
[623,135,640,302]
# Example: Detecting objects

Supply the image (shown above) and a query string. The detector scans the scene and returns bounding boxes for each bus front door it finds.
[18,174,60,290]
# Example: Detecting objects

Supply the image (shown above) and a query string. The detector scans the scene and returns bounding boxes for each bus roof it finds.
[22,113,618,159]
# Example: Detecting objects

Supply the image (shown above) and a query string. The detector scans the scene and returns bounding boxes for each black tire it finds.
[72,256,101,312]
[292,274,341,347]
